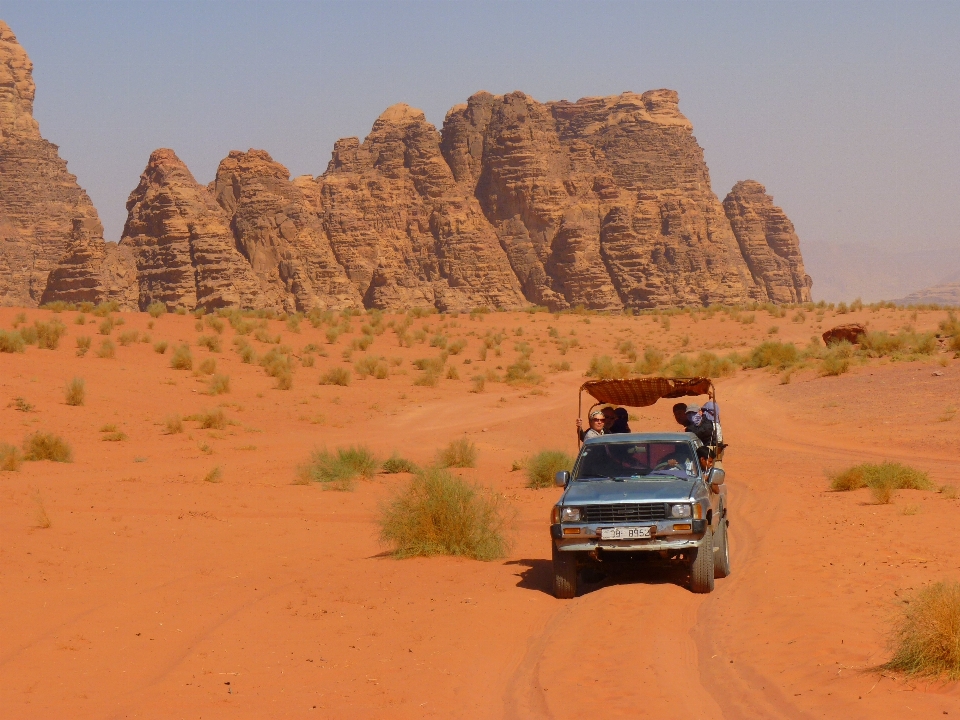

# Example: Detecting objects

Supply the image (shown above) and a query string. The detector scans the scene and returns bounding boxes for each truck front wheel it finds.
[552,543,578,599]
[689,527,715,593]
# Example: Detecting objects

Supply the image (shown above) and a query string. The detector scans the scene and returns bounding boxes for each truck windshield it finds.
[575,442,697,481]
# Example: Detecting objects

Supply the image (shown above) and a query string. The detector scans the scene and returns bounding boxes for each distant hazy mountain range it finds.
[803,242,960,305]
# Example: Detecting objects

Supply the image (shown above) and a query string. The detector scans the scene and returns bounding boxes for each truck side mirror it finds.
[555,470,570,487]
[708,468,725,486]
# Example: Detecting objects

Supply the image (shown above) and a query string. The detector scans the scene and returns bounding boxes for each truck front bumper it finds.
[550,519,708,552]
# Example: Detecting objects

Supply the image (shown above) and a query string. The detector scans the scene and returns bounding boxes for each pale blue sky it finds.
[2,0,959,299]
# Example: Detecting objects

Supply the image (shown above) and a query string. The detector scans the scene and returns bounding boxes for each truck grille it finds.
[581,503,668,523]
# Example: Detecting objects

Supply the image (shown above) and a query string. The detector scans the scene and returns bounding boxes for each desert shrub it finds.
[75,335,91,357]
[446,365,460,380]
[73,314,85,325]
[447,338,468,355]
[378,468,509,560]
[829,462,933,499]
[187,408,227,430]
[153,340,168,354]
[98,318,114,336]
[664,351,739,378]
[198,335,222,353]
[791,310,806,323]
[170,344,193,370]
[437,437,478,468]
[549,360,572,372]
[470,375,486,393]
[164,415,184,434]
[819,341,853,376]
[586,355,630,380]
[35,319,66,349]
[260,347,293,389]
[102,431,128,442]
[117,329,139,346]
[744,341,800,370]
[859,330,936,358]
[23,432,73,462]
[319,367,351,386]
[203,466,223,483]
[430,333,448,349]
[355,354,389,379]
[64,377,85,406]
[92,301,119,317]
[0,329,26,353]
[208,374,230,395]
[525,450,574,489]
[198,357,216,375]
[382,454,419,474]
[254,327,280,344]
[96,339,116,359]
[505,356,540,385]
[0,443,22,471]
[296,445,378,490]
[12,311,27,327]
[350,334,374,351]
[301,354,315,367]
[884,581,960,679]
[147,301,166,318]
[41,300,73,313]
[635,346,664,374]
[205,316,225,334]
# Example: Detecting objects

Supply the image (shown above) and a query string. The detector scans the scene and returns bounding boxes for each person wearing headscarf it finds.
[683,403,715,446]
[672,402,688,429]
[576,407,606,442]
[703,400,723,444]
[608,407,631,434]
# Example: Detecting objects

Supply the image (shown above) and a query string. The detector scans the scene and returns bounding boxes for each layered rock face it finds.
[722,180,812,303]
[0,15,813,311]
[0,21,132,307]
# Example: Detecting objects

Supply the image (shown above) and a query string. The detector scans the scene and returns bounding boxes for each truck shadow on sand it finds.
[507,558,693,597]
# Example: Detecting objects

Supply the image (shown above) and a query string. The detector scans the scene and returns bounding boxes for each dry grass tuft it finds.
[101,431,128,442]
[34,489,51,529]
[378,467,509,560]
[186,409,227,430]
[203,466,223,483]
[940,485,958,500]
[64,377,86,406]
[170,344,193,370]
[586,355,631,380]
[381,454,418,474]
[35,319,67,349]
[197,357,216,375]
[0,329,26,353]
[436,438,478,469]
[147,301,166,318]
[164,415,184,434]
[296,445,378,490]
[198,335,222,352]
[319,367,351,386]
[96,339,116,359]
[23,432,73,462]
[153,340,168,354]
[884,581,960,679]
[830,461,932,504]
[0,443,23,471]
[75,335,91,357]
[208,374,230,395]
[525,450,574,489]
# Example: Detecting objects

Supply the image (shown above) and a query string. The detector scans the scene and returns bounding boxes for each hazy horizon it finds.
[3,0,959,301]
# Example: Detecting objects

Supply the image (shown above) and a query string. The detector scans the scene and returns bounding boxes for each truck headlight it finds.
[561,507,581,522]
[670,504,692,519]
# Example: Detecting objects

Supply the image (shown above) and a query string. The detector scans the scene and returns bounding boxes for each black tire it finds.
[689,527,715,593]
[552,543,577,599]
[714,516,731,579]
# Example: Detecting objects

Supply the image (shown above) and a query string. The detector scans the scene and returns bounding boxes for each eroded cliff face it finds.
[0,21,133,307]
[0,15,812,311]
[722,180,812,303]
[316,104,527,311]
[120,149,268,310]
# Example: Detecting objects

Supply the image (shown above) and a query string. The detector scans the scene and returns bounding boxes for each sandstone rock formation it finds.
[0,21,128,307]
[0,15,815,312]
[121,149,269,311]
[723,180,812,303]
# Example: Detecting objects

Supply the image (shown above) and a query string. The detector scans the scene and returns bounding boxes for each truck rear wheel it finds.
[714,517,731,579]
[552,543,577,599]
[689,527,715,593]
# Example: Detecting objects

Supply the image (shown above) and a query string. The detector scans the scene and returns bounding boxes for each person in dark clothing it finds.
[608,407,631,434]
[672,402,688,429]
[684,403,716,446]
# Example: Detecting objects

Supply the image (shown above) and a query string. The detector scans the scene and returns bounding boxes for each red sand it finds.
[1,305,959,718]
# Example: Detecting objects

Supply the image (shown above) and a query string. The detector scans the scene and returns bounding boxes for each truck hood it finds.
[562,479,695,505]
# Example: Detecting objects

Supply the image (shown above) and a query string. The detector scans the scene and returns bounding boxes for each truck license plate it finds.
[600,526,652,540]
